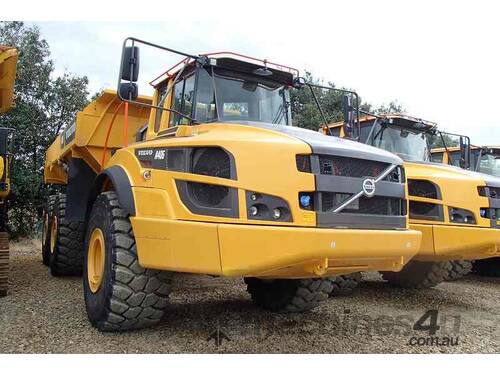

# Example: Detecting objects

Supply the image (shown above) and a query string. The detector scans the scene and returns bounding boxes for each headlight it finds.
[449,207,476,224]
[246,191,291,222]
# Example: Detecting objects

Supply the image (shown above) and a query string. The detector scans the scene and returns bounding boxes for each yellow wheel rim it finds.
[50,217,58,254]
[87,228,106,293]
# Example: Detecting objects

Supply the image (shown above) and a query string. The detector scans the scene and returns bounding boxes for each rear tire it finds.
[381,261,447,289]
[84,191,173,331]
[443,260,473,281]
[0,232,9,297]
[244,277,333,312]
[328,273,362,296]
[41,195,57,266]
[472,257,500,277]
[49,194,85,276]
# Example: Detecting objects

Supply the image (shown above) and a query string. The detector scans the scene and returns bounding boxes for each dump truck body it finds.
[325,115,500,262]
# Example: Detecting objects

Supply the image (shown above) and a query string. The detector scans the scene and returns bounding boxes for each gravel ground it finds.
[0,239,499,354]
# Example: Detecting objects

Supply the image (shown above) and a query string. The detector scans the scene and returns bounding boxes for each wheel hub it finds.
[87,228,105,293]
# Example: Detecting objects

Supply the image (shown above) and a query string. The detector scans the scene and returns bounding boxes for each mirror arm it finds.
[306,83,332,135]
[437,131,452,164]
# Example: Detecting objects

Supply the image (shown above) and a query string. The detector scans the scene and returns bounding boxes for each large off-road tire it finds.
[0,232,9,297]
[41,195,57,266]
[83,191,173,331]
[49,194,85,276]
[244,277,333,312]
[472,257,500,277]
[381,260,447,289]
[443,260,473,281]
[329,273,362,297]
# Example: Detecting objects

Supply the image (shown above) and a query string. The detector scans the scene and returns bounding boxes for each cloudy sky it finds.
[21,1,500,145]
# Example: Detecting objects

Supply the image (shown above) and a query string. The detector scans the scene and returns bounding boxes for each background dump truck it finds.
[432,145,500,277]
[324,114,500,287]
[0,45,17,296]
[43,38,421,331]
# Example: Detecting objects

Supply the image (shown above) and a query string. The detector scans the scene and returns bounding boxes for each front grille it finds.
[408,179,439,199]
[320,192,404,216]
[480,207,500,220]
[318,155,390,178]
[478,186,500,199]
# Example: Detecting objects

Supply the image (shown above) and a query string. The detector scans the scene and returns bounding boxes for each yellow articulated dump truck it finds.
[324,113,500,286]
[432,145,500,277]
[0,45,18,297]
[43,38,421,331]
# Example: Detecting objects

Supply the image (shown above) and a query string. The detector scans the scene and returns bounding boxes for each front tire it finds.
[83,191,173,331]
[244,277,333,312]
[381,261,447,289]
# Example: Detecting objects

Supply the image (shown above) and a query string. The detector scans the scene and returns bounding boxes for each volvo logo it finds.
[362,178,376,197]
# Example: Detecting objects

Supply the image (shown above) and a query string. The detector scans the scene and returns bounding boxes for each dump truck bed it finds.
[0,46,18,114]
[44,90,152,184]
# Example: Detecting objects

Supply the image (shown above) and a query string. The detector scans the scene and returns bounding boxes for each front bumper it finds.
[411,223,500,261]
[131,217,422,278]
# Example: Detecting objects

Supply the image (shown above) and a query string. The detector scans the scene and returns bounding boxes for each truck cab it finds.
[325,114,500,266]
[43,39,422,331]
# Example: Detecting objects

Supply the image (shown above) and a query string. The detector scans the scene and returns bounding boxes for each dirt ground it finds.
[0,239,499,354]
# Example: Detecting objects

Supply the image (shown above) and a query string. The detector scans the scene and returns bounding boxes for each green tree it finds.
[428,133,460,149]
[0,21,90,238]
[290,72,405,131]
[290,71,358,130]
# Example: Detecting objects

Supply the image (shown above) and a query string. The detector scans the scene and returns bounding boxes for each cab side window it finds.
[194,68,217,123]
[431,152,443,163]
[329,126,341,137]
[170,74,195,126]
[154,85,168,132]
[359,124,372,143]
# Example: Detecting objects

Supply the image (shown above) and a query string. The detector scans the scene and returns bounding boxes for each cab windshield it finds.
[370,123,430,162]
[188,66,291,126]
[477,153,500,176]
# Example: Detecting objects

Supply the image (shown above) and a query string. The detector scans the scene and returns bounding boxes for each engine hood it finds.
[406,161,500,187]
[465,170,500,188]
[234,121,403,165]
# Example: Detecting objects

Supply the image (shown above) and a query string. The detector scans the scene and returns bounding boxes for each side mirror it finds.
[293,77,306,89]
[119,82,138,101]
[120,46,140,82]
[118,45,140,101]
[459,136,471,169]
[342,95,354,138]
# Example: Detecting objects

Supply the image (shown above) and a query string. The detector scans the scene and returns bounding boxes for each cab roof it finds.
[150,52,299,88]
[327,113,437,132]
[432,145,500,153]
